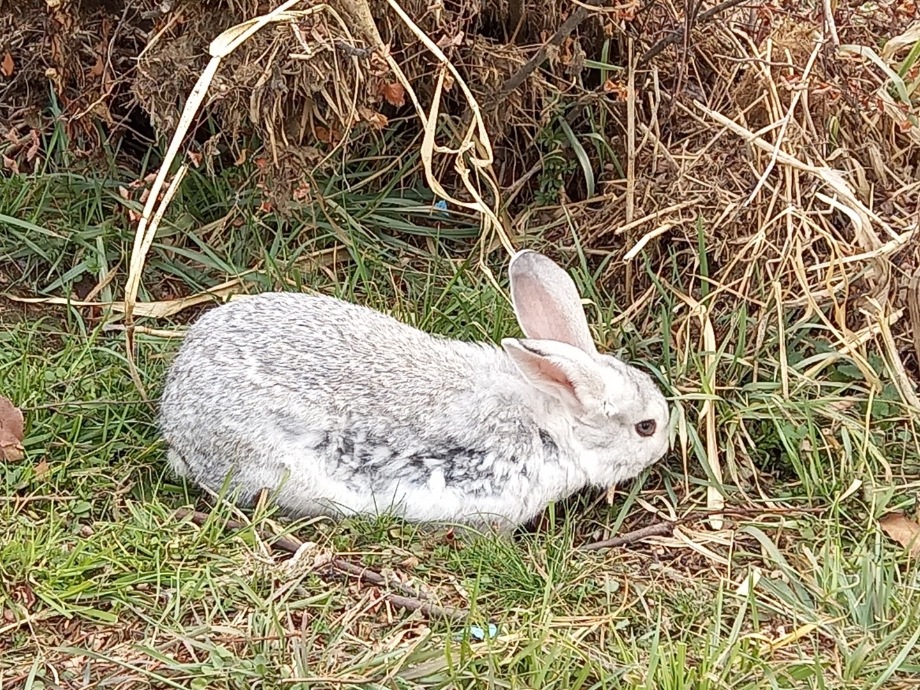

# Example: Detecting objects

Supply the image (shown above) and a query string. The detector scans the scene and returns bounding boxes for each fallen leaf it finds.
[379,81,405,107]
[26,129,40,161]
[879,512,920,557]
[603,79,628,100]
[1,51,14,77]
[368,113,389,129]
[435,31,464,49]
[34,458,49,478]
[2,155,19,174]
[292,183,310,201]
[88,55,104,79]
[614,0,640,21]
[358,106,388,130]
[0,395,25,462]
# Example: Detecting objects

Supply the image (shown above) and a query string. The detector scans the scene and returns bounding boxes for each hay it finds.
[135,3,369,153]
[0,0,161,169]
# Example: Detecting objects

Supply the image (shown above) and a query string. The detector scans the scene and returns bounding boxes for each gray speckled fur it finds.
[158,251,670,530]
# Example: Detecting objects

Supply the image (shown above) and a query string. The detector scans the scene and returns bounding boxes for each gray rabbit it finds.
[159,250,670,530]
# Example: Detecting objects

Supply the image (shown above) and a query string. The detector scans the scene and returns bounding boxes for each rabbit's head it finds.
[501,250,670,487]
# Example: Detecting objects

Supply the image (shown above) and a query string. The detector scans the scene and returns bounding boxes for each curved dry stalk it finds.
[382,0,512,258]
[122,0,512,401]
[122,0,341,395]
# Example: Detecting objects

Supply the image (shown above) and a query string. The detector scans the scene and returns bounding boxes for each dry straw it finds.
[118,0,511,396]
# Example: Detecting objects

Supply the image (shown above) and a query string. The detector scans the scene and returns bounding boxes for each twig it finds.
[325,561,471,622]
[330,558,432,600]
[907,266,920,366]
[626,38,636,225]
[637,0,750,67]
[822,0,839,48]
[382,594,468,622]
[173,508,471,621]
[333,39,373,59]
[744,34,822,206]
[498,0,604,98]
[175,507,304,553]
[579,521,675,552]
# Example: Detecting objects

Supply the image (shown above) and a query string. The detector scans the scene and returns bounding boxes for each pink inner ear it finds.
[532,356,576,395]
[509,261,596,353]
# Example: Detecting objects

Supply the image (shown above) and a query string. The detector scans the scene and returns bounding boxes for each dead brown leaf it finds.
[379,82,405,108]
[435,32,464,49]
[34,458,50,478]
[3,155,19,175]
[88,54,104,79]
[603,79,629,100]
[0,395,25,462]
[879,512,920,557]
[26,129,40,162]
[314,125,334,143]
[1,51,14,77]
[614,0,640,21]
[358,106,388,130]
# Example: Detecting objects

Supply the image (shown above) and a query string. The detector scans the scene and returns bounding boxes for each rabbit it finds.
[158,249,670,531]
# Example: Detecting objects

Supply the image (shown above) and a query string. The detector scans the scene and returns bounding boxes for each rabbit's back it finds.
[159,293,555,523]
[162,292,507,427]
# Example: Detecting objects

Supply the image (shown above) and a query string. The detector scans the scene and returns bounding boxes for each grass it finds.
[2,157,919,690]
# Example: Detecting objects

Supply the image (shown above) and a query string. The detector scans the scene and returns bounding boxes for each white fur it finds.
[158,250,671,528]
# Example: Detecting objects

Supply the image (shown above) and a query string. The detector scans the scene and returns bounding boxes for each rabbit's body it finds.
[160,251,670,529]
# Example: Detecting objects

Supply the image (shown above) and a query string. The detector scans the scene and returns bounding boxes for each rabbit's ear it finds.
[502,337,607,414]
[508,250,597,354]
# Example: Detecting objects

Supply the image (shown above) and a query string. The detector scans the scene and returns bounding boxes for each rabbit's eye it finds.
[635,420,657,437]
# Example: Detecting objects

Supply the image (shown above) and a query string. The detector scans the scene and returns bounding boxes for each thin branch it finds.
[173,508,471,621]
[579,521,675,552]
[498,0,604,99]
[822,0,840,48]
[378,594,469,622]
[329,557,432,600]
[175,508,304,553]
[637,0,751,67]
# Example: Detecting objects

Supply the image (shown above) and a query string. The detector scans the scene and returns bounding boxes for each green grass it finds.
[2,150,920,690]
